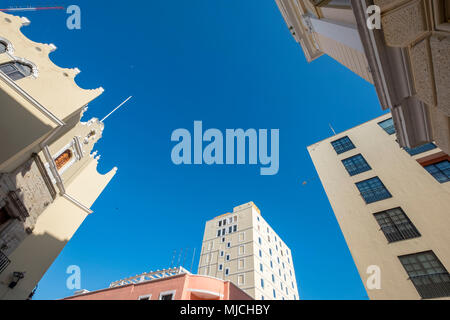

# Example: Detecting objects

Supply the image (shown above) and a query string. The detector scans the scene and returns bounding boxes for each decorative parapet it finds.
[0,11,104,121]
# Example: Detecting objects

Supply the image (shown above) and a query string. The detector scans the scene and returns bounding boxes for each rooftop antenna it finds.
[182,248,188,269]
[190,248,196,273]
[101,96,133,123]
[0,6,65,12]
[329,123,337,136]
[170,250,177,269]
[177,248,183,267]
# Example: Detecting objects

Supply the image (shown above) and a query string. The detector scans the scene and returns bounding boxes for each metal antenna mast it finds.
[190,248,196,273]
[101,96,133,123]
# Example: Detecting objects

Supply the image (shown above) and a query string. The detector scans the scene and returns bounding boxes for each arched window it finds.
[0,62,33,81]
[0,42,6,54]
[55,149,73,170]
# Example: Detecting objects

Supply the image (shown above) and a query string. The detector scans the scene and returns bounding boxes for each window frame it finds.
[159,290,176,300]
[378,118,396,135]
[138,294,152,300]
[399,251,450,299]
[373,207,421,243]
[341,154,372,176]
[424,160,450,183]
[331,136,356,155]
[355,177,392,204]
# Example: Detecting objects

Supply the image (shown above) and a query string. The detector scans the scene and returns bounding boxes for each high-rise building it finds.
[308,113,450,299]
[275,0,450,156]
[198,202,299,300]
[62,267,253,300]
[0,12,116,299]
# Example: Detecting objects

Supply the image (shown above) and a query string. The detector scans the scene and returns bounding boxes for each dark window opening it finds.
[356,177,392,204]
[378,118,396,135]
[0,206,11,226]
[342,154,371,176]
[424,160,450,183]
[374,208,420,243]
[331,136,355,154]
[399,251,450,299]
[0,42,7,54]
[160,293,174,300]
[0,62,33,81]
[405,143,437,156]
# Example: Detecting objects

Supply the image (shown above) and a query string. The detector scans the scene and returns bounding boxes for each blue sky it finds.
[6,0,387,300]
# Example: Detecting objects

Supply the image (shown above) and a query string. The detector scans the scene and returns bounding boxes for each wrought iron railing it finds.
[0,251,10,274]
[410,273,450,299]
[381,222,421,243]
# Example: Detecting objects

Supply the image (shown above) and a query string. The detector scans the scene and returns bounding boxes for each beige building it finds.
[198,202,299,300]
[308,113,450,299]
[0,12,116,299]
[275,0,450,156]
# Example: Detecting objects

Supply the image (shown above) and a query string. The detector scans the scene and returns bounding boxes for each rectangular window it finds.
[159,291,175,300]
[238,274,245,285]
[378,118,396,135]
[331,136,355,154]
[342,154,371,176]
[399,251,450,299]
[425,160,450,183]
[374,208,420,243]
[404,143,437,156]
[356,177,392,204]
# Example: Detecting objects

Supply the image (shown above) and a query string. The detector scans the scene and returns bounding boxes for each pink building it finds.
[63,267,252,300]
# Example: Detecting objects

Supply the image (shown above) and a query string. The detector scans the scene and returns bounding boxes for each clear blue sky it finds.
[6,0,387,300]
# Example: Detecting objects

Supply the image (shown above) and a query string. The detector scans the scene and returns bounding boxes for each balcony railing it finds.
[0,251,10,274]
[360,187,392,204]
[381,222,421,243]
[410,273,450,299]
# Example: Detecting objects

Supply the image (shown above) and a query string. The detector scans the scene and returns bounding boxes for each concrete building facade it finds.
[308,113,450,299]
[0,12,116,299]
[198,202,300,300]
[63,267,253,300]
[275,0,450,156]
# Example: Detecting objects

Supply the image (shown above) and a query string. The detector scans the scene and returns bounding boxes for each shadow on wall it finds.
[0,90,53,167]
[0,232,68,300]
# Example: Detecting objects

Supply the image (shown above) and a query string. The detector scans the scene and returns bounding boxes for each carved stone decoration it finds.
[0,154,56,256]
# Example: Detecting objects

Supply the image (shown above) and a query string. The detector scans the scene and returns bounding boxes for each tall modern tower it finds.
[308,113,450,300]
[198,202,300,300]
